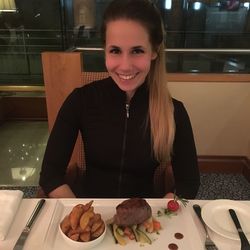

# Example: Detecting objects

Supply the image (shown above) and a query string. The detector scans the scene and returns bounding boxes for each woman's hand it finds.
[48,184,76,198]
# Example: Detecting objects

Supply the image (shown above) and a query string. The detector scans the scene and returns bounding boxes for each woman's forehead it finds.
[105,19,150,45]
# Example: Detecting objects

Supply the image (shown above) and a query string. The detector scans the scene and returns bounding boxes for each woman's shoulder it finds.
[63,77,113,104]
[172,98,184,110]
[172,98,190,123]
[75,76,113,93]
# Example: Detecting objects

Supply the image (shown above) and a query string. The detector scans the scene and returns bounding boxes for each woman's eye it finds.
[109,48,120,54]
[132,48,144,54]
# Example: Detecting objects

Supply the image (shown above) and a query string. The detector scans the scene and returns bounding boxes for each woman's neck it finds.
[126,90,135,103]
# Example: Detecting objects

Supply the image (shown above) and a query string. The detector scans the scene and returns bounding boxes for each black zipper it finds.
[117,102,130,196]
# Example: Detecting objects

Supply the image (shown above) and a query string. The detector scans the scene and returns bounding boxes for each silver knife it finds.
[13,199,45,250]
[229,209,250,250]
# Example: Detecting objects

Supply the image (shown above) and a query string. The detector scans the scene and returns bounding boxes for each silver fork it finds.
[193,204,219,250]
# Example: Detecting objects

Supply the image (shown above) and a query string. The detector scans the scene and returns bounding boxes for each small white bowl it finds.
[58,222,106,249]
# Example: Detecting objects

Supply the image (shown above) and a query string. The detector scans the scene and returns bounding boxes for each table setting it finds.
[192,200,250,250]
[0,191,249,250]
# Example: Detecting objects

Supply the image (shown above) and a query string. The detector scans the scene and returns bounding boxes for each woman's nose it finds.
[119,54,132,70]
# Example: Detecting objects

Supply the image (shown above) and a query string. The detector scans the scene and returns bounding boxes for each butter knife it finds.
[13,199,45,250]
[229,209,250,250]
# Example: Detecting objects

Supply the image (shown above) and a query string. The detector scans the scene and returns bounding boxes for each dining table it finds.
[2,198,249,250]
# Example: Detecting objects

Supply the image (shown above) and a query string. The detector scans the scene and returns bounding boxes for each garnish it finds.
[109,216,161,246]
[157,194,189,217]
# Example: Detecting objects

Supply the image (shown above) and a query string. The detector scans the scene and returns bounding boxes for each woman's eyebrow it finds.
[108,45,120,49]
[132,46,145,50]
[108,45,144,48]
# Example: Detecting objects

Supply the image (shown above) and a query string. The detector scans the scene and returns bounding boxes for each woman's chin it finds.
[117,83,136,93]
[118,79,143,91]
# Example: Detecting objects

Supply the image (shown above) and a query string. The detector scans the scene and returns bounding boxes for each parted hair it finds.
[101,0,175,164]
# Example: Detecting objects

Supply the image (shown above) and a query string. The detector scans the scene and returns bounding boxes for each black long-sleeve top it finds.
[39,77,200,198]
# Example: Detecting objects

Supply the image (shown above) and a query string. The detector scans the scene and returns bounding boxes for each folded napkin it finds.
[0,190,23,240]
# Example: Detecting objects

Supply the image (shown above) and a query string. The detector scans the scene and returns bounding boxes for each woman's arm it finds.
[171,100,200,199]
[39,89,82,197]
[48,184,76,198]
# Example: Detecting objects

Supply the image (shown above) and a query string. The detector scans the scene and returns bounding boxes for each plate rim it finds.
[201,199,250,241]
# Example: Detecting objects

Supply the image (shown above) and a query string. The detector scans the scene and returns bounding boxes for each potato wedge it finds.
[60,215,71,234]
[91,221,105,239]
[69,233,79,241]
[82,225,91,233]
[83,200,94,212]
[70,204,85,230]
[73,226,84,234]
[92,213,101,224]
[67,228,79,238]
[79,208,94,231]
[80,232,91,242]
[91,219,103,233]
[88,214,100,227]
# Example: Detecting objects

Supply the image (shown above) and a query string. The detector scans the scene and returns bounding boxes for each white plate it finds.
[201,199,250,241]
[43,199,203,250]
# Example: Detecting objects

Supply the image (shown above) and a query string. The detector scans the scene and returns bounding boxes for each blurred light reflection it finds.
[11,167,36,181]
[193,2,202,10]
[165,0,172,10]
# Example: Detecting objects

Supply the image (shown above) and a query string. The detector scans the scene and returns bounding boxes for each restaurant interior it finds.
[1,1,250,249]
[0,0,249,200]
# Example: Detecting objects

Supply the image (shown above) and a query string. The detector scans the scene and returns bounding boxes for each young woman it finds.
[39,0,200,199]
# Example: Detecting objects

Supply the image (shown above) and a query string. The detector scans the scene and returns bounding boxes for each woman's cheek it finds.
[105,57,116,71]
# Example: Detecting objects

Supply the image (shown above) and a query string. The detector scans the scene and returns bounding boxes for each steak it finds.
[114,198,152,226]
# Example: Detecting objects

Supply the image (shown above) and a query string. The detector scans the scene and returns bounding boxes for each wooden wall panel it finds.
[166,73,250,82]
[1,97,47,120]
[42,52,83,169]
[42,52,83,131]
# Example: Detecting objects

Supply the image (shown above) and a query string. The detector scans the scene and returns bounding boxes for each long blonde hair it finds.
[148,42,175,164]
[101,0,175,163]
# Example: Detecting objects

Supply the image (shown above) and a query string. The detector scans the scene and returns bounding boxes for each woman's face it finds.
[105,20,157,100]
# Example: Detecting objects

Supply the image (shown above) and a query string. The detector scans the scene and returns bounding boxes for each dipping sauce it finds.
[168,243,178,250]
[174,232,184,239]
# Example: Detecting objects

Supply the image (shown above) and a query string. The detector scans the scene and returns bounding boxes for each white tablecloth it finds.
[1,199,249,250]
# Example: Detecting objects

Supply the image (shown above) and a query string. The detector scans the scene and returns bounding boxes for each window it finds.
[73,0,250,74]
[0,0,249,86]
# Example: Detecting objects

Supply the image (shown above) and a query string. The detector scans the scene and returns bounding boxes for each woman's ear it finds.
[151,51,158,60]
[151,50,158,60]
[151,45,161,60]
